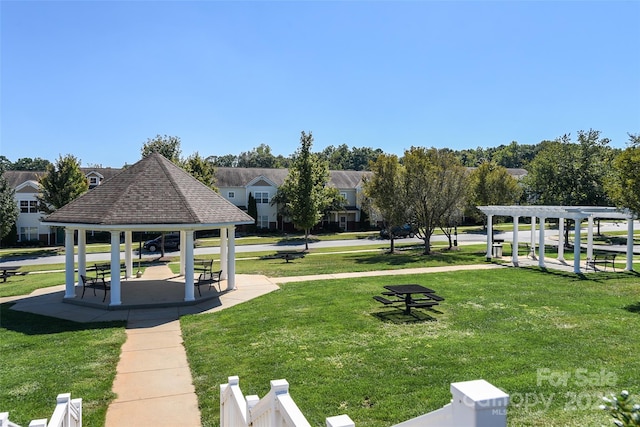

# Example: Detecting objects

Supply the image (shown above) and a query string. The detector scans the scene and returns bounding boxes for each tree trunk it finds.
[304,228,309,251]
[389,236,396,254]
[423,237,431,255]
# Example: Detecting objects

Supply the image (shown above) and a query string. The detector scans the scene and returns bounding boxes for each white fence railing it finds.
[0,393,82,427]
[220,376,354,427]
[221,377,509,427]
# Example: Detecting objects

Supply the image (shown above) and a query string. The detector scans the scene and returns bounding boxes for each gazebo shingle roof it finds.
[43,153,254,227]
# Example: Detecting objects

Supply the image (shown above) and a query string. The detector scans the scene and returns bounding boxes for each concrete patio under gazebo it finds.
[478,205,637,273]
[42,153,255,309]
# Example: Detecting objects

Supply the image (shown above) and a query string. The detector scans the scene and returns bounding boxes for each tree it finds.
[208,154,238,167]
[523,130,614,206]
[237,144,278,168]
[363,154,408,253]
[11,157,53,171]
[404,147,468,254]
[36,154,89,214]
[608,133,640,217]
[0,167,18,245]
[141,134,182,163]
[277,131,331,250]
[183,152,217,190]
[468,161,523,224]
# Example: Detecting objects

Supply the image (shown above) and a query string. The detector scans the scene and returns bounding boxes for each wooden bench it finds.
[194,259,213,275]
[586,252,617,272]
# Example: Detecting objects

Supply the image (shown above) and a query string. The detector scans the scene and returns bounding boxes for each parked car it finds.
[380,224,416,239]
[143,234,181,252]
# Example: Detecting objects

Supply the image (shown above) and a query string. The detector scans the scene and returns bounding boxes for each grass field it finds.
[181,267,640,427]
[0,306,126,426]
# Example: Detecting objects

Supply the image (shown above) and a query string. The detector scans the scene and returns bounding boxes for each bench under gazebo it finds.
[42,153,254,308]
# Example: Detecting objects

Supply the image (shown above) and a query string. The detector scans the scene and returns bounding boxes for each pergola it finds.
[42,153,254,307]
[477,206,636,273]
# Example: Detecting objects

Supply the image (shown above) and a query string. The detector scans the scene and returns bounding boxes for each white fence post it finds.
[450,380,509,427]
[326,414,355,427]
[28,421,47,427]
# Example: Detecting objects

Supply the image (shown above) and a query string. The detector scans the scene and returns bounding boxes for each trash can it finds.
[492,243,503,258]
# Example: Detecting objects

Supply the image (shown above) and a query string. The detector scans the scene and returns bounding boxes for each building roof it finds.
[43,153,254,229]
[4,167,122,188]
[215,167,371,189]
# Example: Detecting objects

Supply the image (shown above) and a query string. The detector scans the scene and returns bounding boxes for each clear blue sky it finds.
[2,1,639,168]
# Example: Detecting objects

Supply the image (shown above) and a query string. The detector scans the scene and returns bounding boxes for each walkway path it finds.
[104,264,201,426]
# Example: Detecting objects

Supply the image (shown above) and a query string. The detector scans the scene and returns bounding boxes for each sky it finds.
[1,0,639,168]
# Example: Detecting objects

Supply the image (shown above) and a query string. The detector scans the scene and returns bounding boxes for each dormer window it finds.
[89,176,99,186]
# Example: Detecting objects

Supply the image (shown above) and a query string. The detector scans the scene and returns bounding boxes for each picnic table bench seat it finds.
[0,267,23,283]
[407,301,439,308]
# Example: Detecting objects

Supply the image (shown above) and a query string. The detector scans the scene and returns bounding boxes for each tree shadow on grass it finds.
[352,248,487,267]
[521,266,639,283]
[0,303,124,335]
[624,302,640,314]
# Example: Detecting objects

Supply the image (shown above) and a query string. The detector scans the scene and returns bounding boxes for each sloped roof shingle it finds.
[43,153,254,227]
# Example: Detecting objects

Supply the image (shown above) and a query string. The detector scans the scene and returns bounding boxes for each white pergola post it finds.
[573,218,582,274]
[64,228,75,298]
[530,216,537,260]
[587,216,594,262]
[512,216,519,266]
[184,231,195,301]
[77,229,86,281]
[109,230,121,306]
[558,218,565,262]
[486,215,493,260]
[227,226,236,290]
[538,217,546,268]
[627,218,635,271]
[124,230,133,279]
[220,227,228,280]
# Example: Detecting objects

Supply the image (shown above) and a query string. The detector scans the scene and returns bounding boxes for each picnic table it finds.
[373,284,444,315]
[0,266,21,283]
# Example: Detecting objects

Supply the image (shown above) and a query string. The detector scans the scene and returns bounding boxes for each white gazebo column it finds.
[227,226,236,290]
[485,214,493,261]
[64,228,75,298]
[558,218,565,262]
[512,216,519,266]
[109,231,122,306]
[530,216,537,260]
[77,229,87,281]
[538,217,546,268]
[573,218,582,273]
[184,231,195,301]
[124,230,133,279]
[180,230,186,276]
[627,218,635,271]
[220,227,228,280]
[587,216,594,262]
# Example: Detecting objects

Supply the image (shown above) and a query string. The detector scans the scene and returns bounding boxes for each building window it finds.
[20,200,38,213]
[340,192,348,201]
[89,176,99,186]
[258,215,269,229]
[228,191,235,199]
[19,227,38,242]
[255,192,269,204]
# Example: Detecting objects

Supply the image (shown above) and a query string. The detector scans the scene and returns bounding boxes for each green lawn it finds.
[0,306,126,426]
[181,267,640,427]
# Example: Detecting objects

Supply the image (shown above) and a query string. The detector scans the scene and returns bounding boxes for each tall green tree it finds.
[247,192,258,229]
[36,155,89,214]
[363,154,408,253]
[10,157,53,171]
[141,134,182,163]
[237,144,278,168]
[0,167,18,245]
[404,147,468,254]
[608,133,640,217]
[523,130,614,206]
[183,152,217,190]
[468,161,523,223]
[278,131,331,250]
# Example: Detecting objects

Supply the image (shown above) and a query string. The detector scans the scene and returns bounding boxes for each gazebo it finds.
[42,153,255,307]
[478,205,636,273]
